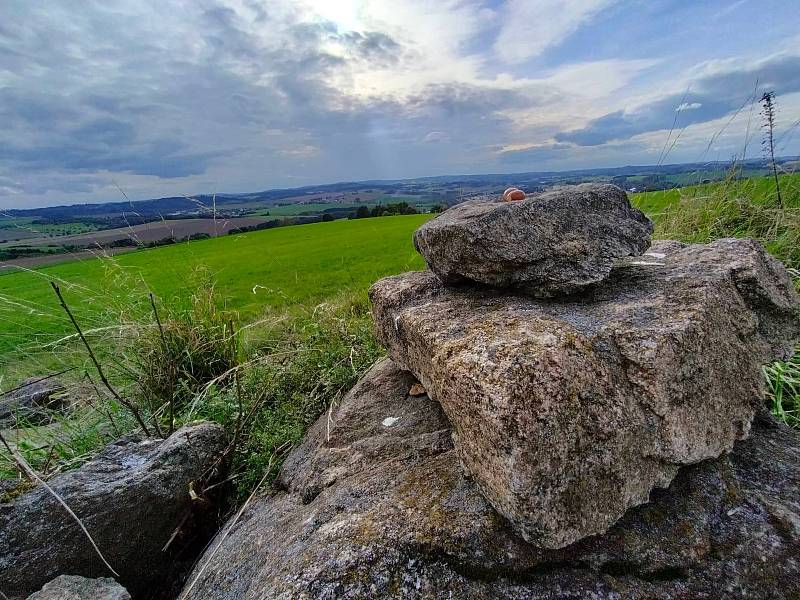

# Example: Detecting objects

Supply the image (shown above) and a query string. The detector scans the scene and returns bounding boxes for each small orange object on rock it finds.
[502,187,526,202]
[409,383,427,396]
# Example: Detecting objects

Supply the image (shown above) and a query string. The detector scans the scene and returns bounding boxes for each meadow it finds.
[1,173,798,493]
[631,172,800,218]
[0,214,430,370]
[2,173,798,372]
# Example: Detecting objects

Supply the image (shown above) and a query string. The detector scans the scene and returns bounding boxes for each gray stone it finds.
[370,238,800,548]
[26,575,130,600]
[0,377,67,427]
[0,422,227,599]
[181,359,800,599]
[413,183,653,297]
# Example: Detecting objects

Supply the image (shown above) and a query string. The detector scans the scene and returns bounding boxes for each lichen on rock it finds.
[182,359,800,599]
[370,237,800,548]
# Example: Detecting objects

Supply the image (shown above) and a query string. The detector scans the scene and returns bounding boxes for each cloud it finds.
[494,0,618,64]
[557,53,800,146]
[497,143,572,163]
[423,131,449,143]
[1,1,799,208]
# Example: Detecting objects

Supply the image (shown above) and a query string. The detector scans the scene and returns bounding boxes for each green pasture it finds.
[630,172,800,218]
[1,172,798,371]
[0,214,430,367]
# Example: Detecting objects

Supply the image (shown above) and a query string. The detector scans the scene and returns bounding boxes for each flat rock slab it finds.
[413,183,653,297]
[370,238,800,548]
[182,359,800,599]
[26,575,130,600]
[0,422,227,599]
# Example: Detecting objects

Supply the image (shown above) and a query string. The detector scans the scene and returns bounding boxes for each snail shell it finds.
[502,187,526,202]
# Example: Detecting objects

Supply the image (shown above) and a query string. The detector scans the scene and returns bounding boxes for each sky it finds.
[1,0,800,209]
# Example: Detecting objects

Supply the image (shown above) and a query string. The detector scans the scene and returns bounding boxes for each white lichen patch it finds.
[382,417,400,427]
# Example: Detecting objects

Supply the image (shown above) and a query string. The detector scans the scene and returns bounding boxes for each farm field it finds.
[1,172,797,373]
[0,216,270,249]
[256,196,430,216]
[256,202,370,216]
[0,214,431,366]
[0,217,102,242]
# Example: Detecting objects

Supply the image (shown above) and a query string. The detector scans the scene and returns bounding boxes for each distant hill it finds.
[4,156,796,220]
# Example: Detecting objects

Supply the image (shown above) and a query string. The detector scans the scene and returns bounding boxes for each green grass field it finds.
[631,172,800,217]
[2,173,799,486]
[0,215,430,369]
[2,173,797,369]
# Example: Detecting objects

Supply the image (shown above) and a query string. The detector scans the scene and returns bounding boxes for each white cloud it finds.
[493,0,618,64]
[423,131,449,143]
[2,0,799,208]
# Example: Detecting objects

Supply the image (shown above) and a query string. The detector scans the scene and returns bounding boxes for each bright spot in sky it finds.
[305,0,362,31]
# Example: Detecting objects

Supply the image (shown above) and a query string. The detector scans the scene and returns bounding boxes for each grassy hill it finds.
[1,173,797,487]
[2,172,798,367]
[632,172,800,219]
[0,215,430,368]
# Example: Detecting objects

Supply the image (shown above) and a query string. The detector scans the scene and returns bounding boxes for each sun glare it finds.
[305,0,363,32]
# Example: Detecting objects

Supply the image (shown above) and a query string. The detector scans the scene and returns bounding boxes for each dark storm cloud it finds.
[0,2,418,192]
[0,137,217,178]
[557,53,800,146]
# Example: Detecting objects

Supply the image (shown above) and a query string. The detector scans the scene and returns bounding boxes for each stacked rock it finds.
[413,183,654,297]
[371,183,800,548]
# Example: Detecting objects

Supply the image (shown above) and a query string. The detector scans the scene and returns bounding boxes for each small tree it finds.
[760,91,783,208]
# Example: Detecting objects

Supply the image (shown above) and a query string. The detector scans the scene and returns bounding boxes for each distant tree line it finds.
[226,216,328,235]
[349,202,419,220]
[0,245,80,260]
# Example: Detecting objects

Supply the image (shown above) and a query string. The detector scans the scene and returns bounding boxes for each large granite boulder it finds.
[0,422,227,599]
[181,359,800,599]
[370,238,800,548]
[26,575,130,600]
[413,183,653,297]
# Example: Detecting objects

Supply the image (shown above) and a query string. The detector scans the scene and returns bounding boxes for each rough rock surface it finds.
[182,359,800,599]
[413,183,653,297]
[0,377,67,427]
[26,575,130,600]
[0,422,227,599]
[370,238,800,548]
